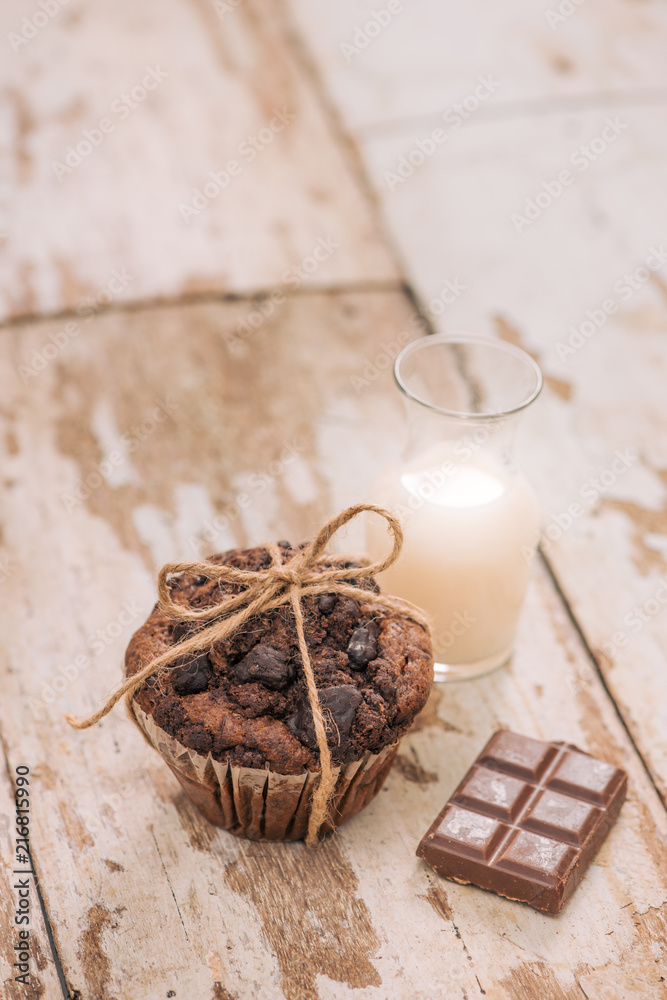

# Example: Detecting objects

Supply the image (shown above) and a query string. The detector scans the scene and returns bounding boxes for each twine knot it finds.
[66,503,431,845]
[268,563,302,586]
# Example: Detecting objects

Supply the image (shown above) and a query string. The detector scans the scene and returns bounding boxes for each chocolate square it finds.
[417,731,627,914]
[452,766,531,823]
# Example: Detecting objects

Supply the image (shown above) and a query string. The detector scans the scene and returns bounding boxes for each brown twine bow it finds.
[66,503,431,846]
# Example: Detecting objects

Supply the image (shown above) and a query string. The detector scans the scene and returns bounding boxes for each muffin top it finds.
[125,544,433,774]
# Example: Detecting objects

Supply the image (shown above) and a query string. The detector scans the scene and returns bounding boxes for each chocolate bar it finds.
[417,730,627,914]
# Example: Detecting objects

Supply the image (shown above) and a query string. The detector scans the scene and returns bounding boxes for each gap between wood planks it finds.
[350,86,667,141]
[275,0,410,282]
[0,279,407,334]
[539,547,667,816]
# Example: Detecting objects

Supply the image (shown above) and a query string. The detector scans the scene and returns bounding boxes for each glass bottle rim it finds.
[394,333,543,421]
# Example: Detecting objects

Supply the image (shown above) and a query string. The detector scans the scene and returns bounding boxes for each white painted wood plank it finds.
[0,0,398,322]
[286,0,667,133]
[0,294,665,998]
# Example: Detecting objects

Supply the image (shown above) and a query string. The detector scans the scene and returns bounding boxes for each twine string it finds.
[66,503,430,845]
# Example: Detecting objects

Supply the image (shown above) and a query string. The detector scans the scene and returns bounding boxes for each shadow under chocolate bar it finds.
[417,730,627,914]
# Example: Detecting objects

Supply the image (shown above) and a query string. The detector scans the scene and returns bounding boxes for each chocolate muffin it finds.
[126,543,433,841]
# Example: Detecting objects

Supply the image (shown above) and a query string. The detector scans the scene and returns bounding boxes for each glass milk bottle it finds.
[366,334,543,682]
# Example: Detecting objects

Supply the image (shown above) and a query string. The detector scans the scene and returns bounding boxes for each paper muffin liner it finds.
[133,703,400,841]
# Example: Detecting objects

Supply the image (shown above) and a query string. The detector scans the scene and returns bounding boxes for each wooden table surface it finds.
[1,1,667,998]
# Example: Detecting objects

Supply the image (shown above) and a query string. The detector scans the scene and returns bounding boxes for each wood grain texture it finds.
[0,293,665,998]
[0,0,398,323]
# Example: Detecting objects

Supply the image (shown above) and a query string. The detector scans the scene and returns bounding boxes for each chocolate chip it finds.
[171,652,213,695]
[317,594,337,615]
[284,714,299,740]
[347,620,379,669]
[321,686,363,738]
[286,685,363,749]
[171,620,194,642]
[234,644,295,690]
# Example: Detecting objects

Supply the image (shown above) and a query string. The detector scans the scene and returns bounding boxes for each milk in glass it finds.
[366,443,540,672]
